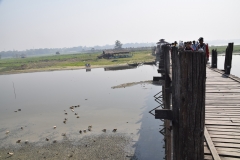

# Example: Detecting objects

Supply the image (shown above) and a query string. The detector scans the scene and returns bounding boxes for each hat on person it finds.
[198,37,203,41]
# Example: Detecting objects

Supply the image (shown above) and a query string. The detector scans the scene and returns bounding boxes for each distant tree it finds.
[0,54,1,59]
[114,40,122,50]
[56,51,60,55]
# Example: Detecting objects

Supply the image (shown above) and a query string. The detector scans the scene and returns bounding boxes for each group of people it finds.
[172,37,209,62]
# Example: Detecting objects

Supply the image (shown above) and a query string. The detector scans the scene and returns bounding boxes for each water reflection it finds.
[131,86,164,160]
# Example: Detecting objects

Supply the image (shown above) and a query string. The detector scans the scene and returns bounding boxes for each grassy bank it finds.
[0,50,155,74]
[209,44,240,53]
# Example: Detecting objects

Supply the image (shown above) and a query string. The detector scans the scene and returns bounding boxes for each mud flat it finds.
[0,133,136,160]
[111,80,153,89]
[111,80,163,89]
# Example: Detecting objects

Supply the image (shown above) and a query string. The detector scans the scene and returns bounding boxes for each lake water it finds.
[0,65,164,160]
[216,54,240,77]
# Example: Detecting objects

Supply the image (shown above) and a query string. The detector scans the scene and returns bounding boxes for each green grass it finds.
[0,50,154,73]
[209,45,240,53]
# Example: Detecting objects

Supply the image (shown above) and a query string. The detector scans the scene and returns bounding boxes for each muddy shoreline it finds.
[0,133,137,160]
[0,64,129,76]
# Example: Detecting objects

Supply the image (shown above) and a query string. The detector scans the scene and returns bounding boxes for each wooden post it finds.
[211,49,218,68]
[172,49,206,160]
[171,47,180,160]
[224,43,234,74]
[162,45,171,109]
[162,44,171,160]
[159,45,164,70]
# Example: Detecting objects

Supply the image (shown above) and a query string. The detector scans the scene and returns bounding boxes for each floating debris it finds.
[102,129,106,132]
[53,126,57,129]
[16,140,21,143]
[112,129,117,132]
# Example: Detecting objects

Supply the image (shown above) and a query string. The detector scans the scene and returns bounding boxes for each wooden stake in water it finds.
[12,82,16,99]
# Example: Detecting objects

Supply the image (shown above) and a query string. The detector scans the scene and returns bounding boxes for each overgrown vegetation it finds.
[209,45,240,53]
[0,50,154,74]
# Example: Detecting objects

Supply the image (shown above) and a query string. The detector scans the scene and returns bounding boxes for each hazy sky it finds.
[0,0,240,51]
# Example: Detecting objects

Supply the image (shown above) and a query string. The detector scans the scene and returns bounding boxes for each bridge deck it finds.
[204,67,240,160]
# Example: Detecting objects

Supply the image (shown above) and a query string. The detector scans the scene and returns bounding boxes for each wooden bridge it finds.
[204,67,240,160]
[153,42,240,160]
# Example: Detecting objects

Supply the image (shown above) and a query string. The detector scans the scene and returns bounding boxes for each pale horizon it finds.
[1,0,240,51]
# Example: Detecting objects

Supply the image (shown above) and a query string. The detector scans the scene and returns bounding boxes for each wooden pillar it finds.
[163,45,171,109]
[159,45,164,69]
[162,45,171,160]
[211,49,218,68]
[172,49,206,160]
[224,43,234,74]
[171,47,180,160]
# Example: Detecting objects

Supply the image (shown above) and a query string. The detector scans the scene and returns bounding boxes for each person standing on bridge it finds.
[197,37,209,62]
[185,42,194,51]
[192,40,198,51]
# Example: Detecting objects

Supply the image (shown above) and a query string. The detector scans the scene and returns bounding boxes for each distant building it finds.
[98,50,132,59]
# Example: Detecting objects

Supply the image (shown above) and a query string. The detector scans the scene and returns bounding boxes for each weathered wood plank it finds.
[216,146,240,153]
[209,132,240,137]
[206,125,240,129]
[209,134,240,139]
[211,138,240,144]
[205,121,240,125]
[204,127,221,160]
[221,157,240,160]
[207,126,240,130]
[155,109,173,120]
[214,142,240,148]
[204,155,213,160]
